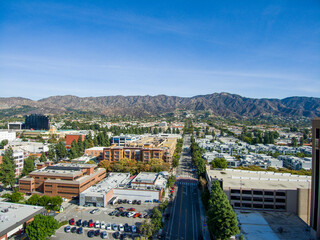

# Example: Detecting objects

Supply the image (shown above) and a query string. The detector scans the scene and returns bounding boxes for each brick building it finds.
[66,134,85,149]
[19,163,106,199]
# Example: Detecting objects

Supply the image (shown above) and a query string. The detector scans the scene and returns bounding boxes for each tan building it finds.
[19,163,106,199]
[206,167,311,224]
[84,147,104,160]
[311,118,320,239]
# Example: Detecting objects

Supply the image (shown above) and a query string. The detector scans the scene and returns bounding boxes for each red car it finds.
[69,218,75,225]
[127,208,135,212]
[133,213,141,218]
[88,220,94,228]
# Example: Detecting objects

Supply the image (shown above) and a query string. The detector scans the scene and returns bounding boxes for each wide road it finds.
[166,134,203,240]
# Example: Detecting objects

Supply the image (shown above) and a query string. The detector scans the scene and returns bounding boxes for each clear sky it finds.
[0,0,319,100]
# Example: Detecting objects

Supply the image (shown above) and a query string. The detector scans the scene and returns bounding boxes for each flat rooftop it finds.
[132,172,159,184]
[81,172,131,197]
[207,168,311,190]
[0,202,44,237]
[236,210,315,240]
[85,147,105,151]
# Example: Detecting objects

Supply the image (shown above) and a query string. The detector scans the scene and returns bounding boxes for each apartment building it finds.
[84,147,104,159]
[311,118,320,238]
[19,163,106,199]
[0,130,16,142]
[13,150,24,177]
[206,167,311,224]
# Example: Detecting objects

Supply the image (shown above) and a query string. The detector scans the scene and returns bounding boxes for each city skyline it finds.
[1,0,319,100]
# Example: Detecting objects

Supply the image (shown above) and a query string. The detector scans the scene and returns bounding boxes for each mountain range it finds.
[0,93,319,118]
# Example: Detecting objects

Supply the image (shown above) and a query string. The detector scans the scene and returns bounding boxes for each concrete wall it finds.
[113,188,160,201]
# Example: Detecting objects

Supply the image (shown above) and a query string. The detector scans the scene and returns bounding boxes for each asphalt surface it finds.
[166,135,202,240]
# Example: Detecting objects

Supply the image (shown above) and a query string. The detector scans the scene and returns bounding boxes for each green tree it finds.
[0,147,16,189]
[39,152,47,162]
[26,214,59,240]
[0,139,8,149]
[211,158,228,169]
[140,220,154,238]
[22,156,35,176]
[26,194,41,205]
[151,207,162,231]
[2,191,24,203]
[292,137,298,147]
[78,136,84,154]
[69,139,79,159]
[47,145,55,161]
[207,180,240,240]
[55,142,67,159]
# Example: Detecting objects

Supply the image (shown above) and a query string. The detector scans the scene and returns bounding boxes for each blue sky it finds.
[0,0,319,100]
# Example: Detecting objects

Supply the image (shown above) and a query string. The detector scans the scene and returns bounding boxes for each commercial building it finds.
[7,122,23,130]
[18,163,106,199]
[0,202,45,240]
[79,172,167,207]
[206,167,311,224]
[0,130,16,142]
[6,141,49,154]
[84,147,105,160]
[65,134,85,149]
[111,135,140,146]
[24,114,49,130]
[311,118,320,238]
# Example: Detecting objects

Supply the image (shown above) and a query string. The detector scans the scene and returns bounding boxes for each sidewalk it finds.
[197,188,211,240]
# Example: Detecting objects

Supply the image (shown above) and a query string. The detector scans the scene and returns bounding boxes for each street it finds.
[166,134,203,240]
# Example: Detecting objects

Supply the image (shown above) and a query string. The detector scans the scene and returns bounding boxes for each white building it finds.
[13,150,24,177]
[0,130,16,142]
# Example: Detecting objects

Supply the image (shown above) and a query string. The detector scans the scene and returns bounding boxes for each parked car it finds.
[114,231,120,239]
[64,226,71,233]
[90,208,99,214]
[121,211,127,217]
[101,230,108,239]
[137,200,141,205]
[95,220,100,228]
[69,218,75,225]
[106,223,111,230]
[123,199,127,204]
[100,221,105,229]
[132,200,137,204]
[109,210,116,216]
[77,227,83,234]
[124,223,131,232]
[118,199,123,204]
[82,220,88,227]
[71,227,77,233]
[133,213,141,218]
[88,220,94,228]
[127,208,135,211]
[76,219,82,226]
[118,207,124,212]
[127,212,135,218]
[112,223,118,231]
[87,230,95,238]
[94,229,100,236]
[127,200,132,204]
[115,212,121,217]
[118,224,124,232]
[131,225,136,233]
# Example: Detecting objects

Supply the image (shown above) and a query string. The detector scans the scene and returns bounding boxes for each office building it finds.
[206,167,311,224]
[19,163,106,199]
[311,118,320,238]
[7,122,23,130]
[0,202,45,240]
[24,114,49,130]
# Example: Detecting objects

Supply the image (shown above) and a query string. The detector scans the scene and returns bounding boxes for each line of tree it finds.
[190,136,206,178]
[210,157,228,169]
[172,138,183,167]
[183,118,194,134]
[207,180,240,240]
[235,165,312,176]
[26,194,63,211]
[239,128,280,145]
[98,158,170,175]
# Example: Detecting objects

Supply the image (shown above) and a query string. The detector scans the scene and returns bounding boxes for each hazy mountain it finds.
[1,93,319,118]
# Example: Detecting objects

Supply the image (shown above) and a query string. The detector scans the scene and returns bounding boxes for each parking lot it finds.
[52,201,160,239]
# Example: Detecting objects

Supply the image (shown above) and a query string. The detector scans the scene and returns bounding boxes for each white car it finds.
[106,223,111,230]
[128,212,135,218]
[95,220,100,228]
[101,231,108,239]
[100,221,105,229]
[131,225,136,233]
[118,224,124,232]
[127,200,132,204]
[112,223,117,231]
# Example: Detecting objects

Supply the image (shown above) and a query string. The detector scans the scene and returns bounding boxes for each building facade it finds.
[311,118,320,238]
[24,114,49,130]
[0,130,16,142]
[19,163,106,199]
[66,134,85,149]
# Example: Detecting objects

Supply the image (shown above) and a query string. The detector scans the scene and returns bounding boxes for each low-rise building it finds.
[0,130,16,142]
[19,163,106,199]
[84,147,105,160]
[278,155,312,170]
[0,202,45,240]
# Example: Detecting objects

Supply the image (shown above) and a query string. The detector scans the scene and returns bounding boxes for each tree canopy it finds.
[0,147,16,188]
[26,214,59,240]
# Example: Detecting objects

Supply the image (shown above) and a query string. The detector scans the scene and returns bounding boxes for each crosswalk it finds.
[176,181,198,186]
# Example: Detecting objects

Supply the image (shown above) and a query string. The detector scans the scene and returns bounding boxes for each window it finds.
[253,190,263,195]
[242,196,252,201]
[265,204,274,209]
[253,197,263,202]
[276,205,286,210]
[253,204,263,208]
[276,192,286,196]
[264,198,274,203]
[234,203,241,207]
[264,191,274,196]
[276,198,286,203]
[231,196,240,200]
[242,190,252,195]
[242,203,252,208]
[231,189,240,194]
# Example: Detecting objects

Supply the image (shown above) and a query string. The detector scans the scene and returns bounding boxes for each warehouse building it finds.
[206,167,311,224]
